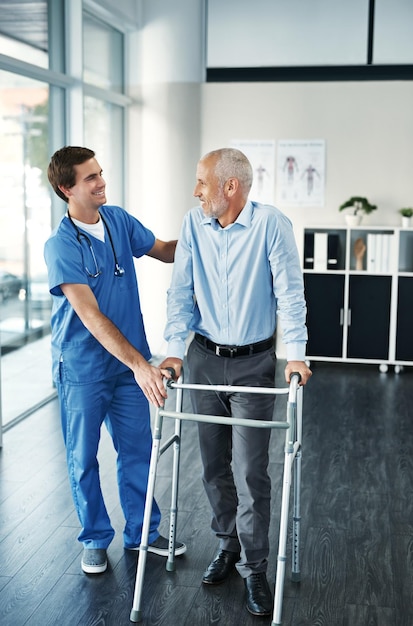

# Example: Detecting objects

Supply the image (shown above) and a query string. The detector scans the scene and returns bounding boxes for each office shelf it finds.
[303,225,413,371]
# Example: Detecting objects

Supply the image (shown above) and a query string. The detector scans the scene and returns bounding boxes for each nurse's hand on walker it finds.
[61,283,173,408]
[131,360,176,408]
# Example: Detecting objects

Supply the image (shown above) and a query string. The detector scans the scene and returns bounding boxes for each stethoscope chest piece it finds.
[68,211,125,278]
[115,264,125,277]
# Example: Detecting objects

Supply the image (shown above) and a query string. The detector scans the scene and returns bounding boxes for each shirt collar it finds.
[201,200,253,229]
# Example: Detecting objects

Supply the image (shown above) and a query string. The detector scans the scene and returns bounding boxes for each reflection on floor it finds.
[0,334,56,429]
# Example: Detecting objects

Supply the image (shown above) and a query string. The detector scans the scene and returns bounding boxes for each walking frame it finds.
[130,371,303,626]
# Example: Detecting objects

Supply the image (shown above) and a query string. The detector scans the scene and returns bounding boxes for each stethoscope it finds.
[68,212,125,278]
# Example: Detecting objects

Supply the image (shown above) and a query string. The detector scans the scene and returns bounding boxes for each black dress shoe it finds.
[202,550,240,585]
[244,572,273,616]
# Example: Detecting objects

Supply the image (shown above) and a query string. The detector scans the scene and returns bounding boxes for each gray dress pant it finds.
[187,338,277,578]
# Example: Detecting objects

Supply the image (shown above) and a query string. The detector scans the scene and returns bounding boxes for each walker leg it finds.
[272,452,293,625]
[130,410,163,622]
[291,449,302,583]
[292,387,303,582]
[166,416,182,572]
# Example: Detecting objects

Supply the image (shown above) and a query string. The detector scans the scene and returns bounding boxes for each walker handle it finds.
[290,372,302,384]
[164,367,176,388]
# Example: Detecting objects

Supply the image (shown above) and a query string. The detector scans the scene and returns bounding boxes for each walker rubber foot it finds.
[129,609,142,622]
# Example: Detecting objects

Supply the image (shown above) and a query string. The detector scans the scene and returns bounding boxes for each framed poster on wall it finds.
[276,139,325,207]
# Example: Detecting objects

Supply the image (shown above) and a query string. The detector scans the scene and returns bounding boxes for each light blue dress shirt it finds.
[165,200,307,361]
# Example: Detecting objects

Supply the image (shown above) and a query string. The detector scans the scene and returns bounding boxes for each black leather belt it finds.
[194,333,274,358]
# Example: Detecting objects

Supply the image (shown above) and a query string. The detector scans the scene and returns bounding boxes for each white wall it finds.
[128,0,205,357]
[132,82,201,357]
[200,80,413,257]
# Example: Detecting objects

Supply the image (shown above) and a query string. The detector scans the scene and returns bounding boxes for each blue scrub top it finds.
[44,205,156,384]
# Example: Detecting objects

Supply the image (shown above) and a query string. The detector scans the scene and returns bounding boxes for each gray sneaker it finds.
[126,534,187,556]
[81,548,107,574]
[148,535,187,557]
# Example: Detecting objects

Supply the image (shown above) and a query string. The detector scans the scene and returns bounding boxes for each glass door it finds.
[0,70,54,428]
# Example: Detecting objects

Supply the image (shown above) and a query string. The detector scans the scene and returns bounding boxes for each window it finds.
[0,70,51,354]
[83,13,124,92]
[0,0,48,68]
[84,97,124,205]
[83,12,126,205]
[0,1,128,430]
[207,0,370,68]
[374,0,413,64]
[206,0,413,80]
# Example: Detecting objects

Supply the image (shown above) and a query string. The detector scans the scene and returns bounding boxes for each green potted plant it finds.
[339,196,377,226]
[399,207,413,228]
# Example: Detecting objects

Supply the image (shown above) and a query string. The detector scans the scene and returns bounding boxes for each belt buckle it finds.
[216,345,236,357]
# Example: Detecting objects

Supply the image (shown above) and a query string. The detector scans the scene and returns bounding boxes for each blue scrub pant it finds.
[57,369,161,549]
[187,339,276,578]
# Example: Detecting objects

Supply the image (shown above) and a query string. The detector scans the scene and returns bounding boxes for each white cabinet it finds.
[303,226,413,370]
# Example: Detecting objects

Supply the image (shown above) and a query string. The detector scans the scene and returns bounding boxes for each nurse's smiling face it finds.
[60,157,107,221]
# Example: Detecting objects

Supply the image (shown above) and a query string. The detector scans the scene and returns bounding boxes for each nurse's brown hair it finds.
[47,146,95,202]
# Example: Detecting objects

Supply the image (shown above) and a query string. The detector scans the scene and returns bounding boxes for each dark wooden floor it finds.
[0,360,412,626]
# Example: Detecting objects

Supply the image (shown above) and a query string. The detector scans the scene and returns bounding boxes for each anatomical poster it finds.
[276,139,325,207]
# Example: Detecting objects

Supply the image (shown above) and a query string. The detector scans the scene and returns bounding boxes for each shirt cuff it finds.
[286,342,307,362]
[167,339,186,361]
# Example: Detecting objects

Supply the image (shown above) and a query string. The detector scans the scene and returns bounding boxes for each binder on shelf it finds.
[375,234,383,273]
[380,234,390,273]
[314,232,328,271]
[303,232,314,269]
[384,233,395,273]
[327,234,339,270]
[367,233,376,273]
[366,232,395,273]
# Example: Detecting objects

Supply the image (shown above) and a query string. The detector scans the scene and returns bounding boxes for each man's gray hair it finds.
[206,148,253,194]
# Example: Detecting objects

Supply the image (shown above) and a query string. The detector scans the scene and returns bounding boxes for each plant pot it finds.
[345,214,362,227]
[401,216,411,228]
